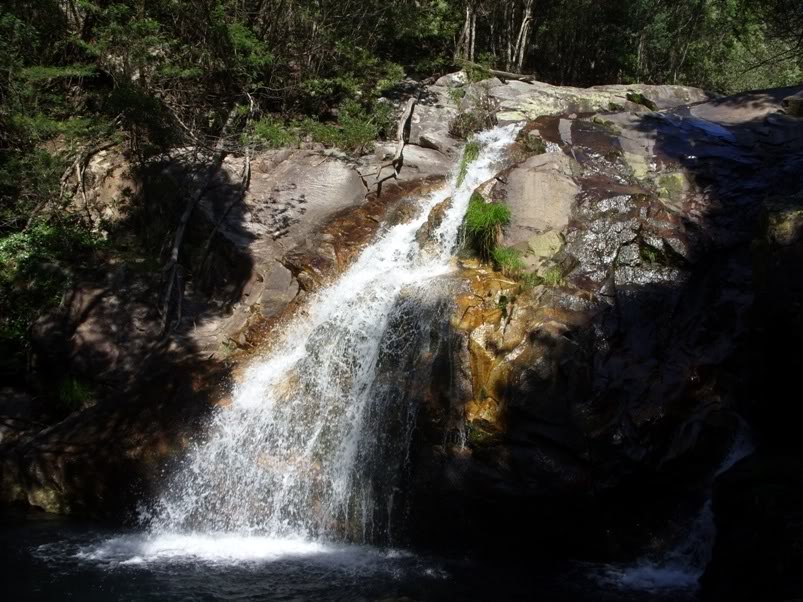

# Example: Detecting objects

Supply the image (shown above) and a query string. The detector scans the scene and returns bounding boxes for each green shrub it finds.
[457,139,481,186]
[464,192,511,259]
[296,100,387,154]
[9,114,110,144]
[337,100,380,153]
[251,116,300,148]
[448,86,467,105]
[105,84,177,157]
[0,221,103,373]
[0,149,64,228]
[462,59,492,83]
[375,63,405,95]
[58,375,94,411]
[297,117,338,146]
[491,246,526,276]
[20,64,96,82]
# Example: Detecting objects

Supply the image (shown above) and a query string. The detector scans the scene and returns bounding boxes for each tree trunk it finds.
[469,9,477,62]
[375,96,417,183]
[160,104,241,332]
[511,0,534,73]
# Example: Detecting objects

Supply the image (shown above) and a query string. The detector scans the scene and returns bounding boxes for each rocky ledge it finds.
[407,82,803,601]
[1,71,801,600]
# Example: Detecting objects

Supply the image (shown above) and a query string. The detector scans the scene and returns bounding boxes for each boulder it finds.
[489,79,710,123]
[501,152,580,245]
[408,86,461,156]
[75,146,140,230]
[523,230,564,273]
[782,90,803,117]
[415,198,452,256]
[434,71,468,88]
[590,83,710,110]
[359,142,453,196]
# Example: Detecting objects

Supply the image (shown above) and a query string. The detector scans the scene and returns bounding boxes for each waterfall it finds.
[603,427,753,591]
[144,125,521,546]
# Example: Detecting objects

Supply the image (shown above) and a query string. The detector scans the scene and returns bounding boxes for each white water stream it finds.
[86,125,521,563]
[602,427,753,591]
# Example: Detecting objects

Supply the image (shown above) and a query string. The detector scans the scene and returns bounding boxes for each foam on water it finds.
[68,533,428,572]
[77,534,336,565]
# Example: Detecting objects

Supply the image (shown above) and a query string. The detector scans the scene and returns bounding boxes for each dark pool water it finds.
[1,515,698,601]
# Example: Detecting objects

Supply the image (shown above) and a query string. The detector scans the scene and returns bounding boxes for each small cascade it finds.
[143,125,522,547]
[604,427,754,591]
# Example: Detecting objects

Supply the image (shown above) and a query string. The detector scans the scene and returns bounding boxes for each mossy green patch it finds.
[626,91,658,111]
[520,131,547,155]
[541,265,564,286]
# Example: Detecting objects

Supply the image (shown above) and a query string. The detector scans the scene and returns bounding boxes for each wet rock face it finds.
[3,142,444,516]
[411,85,803,560]
[701,454,803,602]
[700,191,803,602]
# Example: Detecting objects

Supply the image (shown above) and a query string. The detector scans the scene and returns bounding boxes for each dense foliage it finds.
[0,0,800,378]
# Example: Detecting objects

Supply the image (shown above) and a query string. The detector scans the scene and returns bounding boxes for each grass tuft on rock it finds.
[491,246,526,276]
[464,192,510,259]
[541,265,564,286]
[457,139,482,186]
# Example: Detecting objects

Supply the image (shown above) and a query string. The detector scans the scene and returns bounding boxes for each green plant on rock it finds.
[464,192,511,259]
[449,83,497,141]
[497,294,510,317]
[491,246,526,277]
[466,420,499,447]
[519,272,541,291]
[457,139,481,186]
[0,221,104,374]
[58,375,93,412]
[640,243,660,264]
[542,265,564,287]
[296,99,388,154]
[448,86,467,105]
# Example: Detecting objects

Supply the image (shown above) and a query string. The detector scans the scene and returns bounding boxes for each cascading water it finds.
[135,124,521,554]
[602,427,754,592]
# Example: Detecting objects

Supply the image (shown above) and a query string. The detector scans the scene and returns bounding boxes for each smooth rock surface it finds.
[501,152,580,244]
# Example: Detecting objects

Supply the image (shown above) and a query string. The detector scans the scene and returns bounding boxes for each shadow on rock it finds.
[403,85,803,599]
[0,152,258,518]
